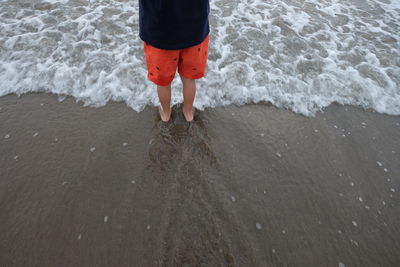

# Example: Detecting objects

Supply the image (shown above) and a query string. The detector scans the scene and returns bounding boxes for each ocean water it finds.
[0,0,399,116]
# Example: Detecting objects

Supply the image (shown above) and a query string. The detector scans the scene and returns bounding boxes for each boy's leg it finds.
[177,34,209,122]
[157,84,172,122]
[180,75,196,122]
[143,41,180,122]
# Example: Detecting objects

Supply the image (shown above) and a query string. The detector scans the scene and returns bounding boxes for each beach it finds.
[1,0,400,266]
[1,93,399,266]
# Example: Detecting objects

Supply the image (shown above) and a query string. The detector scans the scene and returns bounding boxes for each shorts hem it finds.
[178,71,205,80]
[148,75,173,86]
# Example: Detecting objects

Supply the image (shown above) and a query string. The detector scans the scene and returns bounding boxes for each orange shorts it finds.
[143,35,209,86]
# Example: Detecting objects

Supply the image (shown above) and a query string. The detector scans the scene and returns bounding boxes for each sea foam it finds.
[0,0,399,116]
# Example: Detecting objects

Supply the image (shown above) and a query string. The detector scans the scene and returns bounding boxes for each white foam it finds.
[0,0,399,116]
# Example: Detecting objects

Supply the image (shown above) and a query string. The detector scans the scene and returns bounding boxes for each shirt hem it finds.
[140,30,210,50]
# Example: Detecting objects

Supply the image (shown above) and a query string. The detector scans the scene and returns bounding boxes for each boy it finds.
[139,0,211,122]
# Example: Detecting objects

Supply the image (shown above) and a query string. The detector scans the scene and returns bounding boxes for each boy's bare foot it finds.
[182,106,195,122]
[158,105,172,122]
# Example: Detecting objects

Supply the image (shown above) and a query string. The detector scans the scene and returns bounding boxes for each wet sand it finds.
[0,93,399,267]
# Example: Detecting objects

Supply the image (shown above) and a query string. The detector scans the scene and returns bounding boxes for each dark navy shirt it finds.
[139,0,210,50]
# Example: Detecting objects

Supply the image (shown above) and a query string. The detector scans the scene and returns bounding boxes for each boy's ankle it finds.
[164,106,171,111]
[182,104,192,111]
